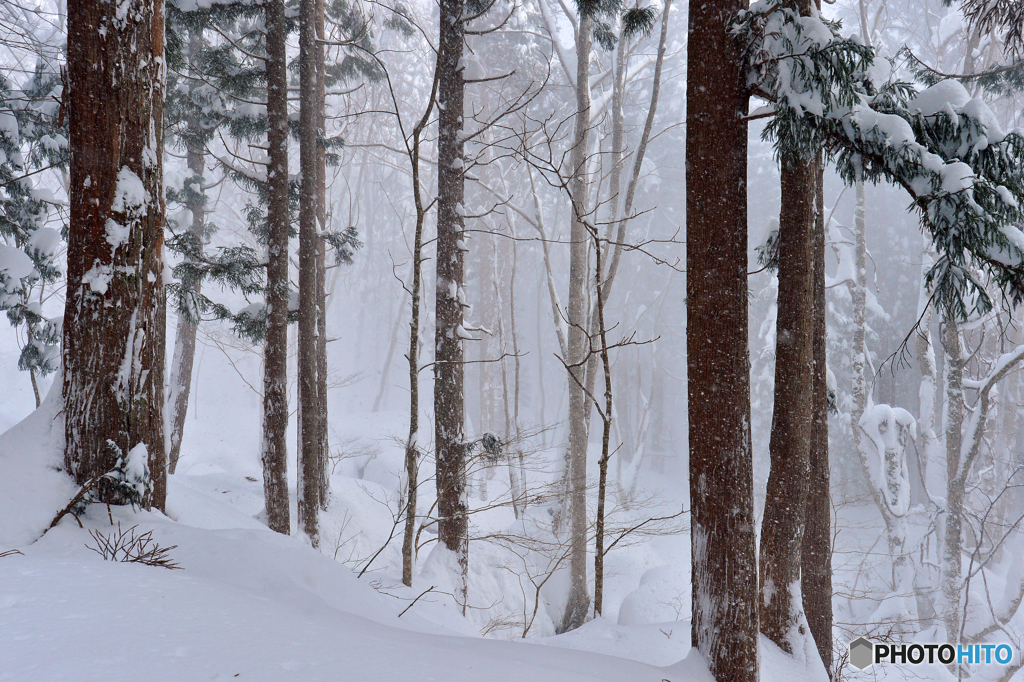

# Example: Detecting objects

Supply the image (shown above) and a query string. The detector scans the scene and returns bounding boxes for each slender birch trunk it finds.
[561,12,595,633]
[942,311,965,641]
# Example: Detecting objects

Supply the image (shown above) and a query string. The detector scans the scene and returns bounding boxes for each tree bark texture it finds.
[65,0,167,510]
[261,0,291,535]
[435,0,469,610]
[315,0,330,511]
[850,182,868,454]
[685,0,758,678]
[592,230,613,617]
[760,155,816,652]
[943,311,965,641]
[297,0,322,546]
[561,13,595,633]
[802,157,833,674]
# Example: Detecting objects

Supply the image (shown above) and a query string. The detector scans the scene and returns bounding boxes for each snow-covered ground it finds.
[0,342,988,682]
[0,376,714,681]
[1,512,696,682]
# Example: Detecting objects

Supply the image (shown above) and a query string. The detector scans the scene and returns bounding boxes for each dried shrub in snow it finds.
[86,523,181,570]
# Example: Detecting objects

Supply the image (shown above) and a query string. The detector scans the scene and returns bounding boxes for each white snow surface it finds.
[0,372,895,682]
[0,388,707,682]
[1,484,677,682]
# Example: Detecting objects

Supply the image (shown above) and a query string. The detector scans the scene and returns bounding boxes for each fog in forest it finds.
[2,0,1024,680]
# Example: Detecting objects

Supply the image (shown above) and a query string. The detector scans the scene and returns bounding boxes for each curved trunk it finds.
[760,155,816,652]
[167,46,206,476]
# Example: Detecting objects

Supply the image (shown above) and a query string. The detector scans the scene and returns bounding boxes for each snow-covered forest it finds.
[2,0,1024,680]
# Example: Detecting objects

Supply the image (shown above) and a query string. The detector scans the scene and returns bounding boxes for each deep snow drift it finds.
[0,388,710,682]
[0,381,964,682]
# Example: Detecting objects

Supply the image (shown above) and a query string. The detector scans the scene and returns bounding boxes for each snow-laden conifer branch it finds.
[734,0,1024,319]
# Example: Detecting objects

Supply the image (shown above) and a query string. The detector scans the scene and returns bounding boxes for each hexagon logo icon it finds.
[849,637,875,670]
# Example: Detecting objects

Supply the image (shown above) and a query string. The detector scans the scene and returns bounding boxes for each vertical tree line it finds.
[434,0,470,608]
[685,0,759,678]
[261,0,292,535]
[64,0,167,510]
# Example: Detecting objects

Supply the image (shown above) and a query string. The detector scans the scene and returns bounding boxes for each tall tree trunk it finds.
[403,216,424,587]
[942,311,965,641]
[401,61,440,589]
[64,0,167,510]
[760,153,816,652]
[686,0,758,678]
[916,243,941,498]
[592,227,613,617]
[261,0,291,535]
[850,186,912,616]
[582,0,672,433]
[561,12,595,633]
[477,236,501,434]
[435,0,469,610]
[297,0,322,546]
[315,0,330,511]
[803,156,833,674]
[168,30,207,477]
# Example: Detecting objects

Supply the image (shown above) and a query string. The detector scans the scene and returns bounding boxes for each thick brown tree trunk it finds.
[803,158,834,674]
[760,155,816,652]
[685,0,758,678]
[561,13,594,633]
[297,0,322,546]
[261,0,291,535]
[64,0,167,511]
[435,0,469,610]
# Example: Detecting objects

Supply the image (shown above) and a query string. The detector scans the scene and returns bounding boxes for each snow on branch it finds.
[958,343,1024,482]
[733,0,1024,320]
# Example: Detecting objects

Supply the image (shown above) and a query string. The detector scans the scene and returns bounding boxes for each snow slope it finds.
[0,510,681,682]
[0,382,840,682]
[0,382,694,682]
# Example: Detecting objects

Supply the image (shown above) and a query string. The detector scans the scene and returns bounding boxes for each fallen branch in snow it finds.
[398,585,436,618]
[47,471,104,532]
[0,549,24,559]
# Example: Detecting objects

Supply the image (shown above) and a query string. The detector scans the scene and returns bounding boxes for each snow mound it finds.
[0,506,672,682]
[0,375,74,548]
[619,563,691,626]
